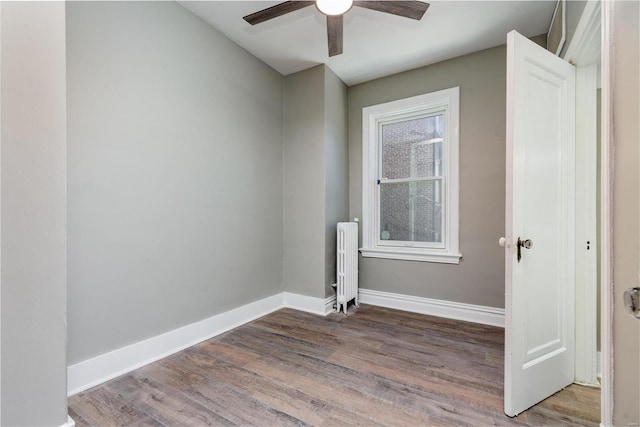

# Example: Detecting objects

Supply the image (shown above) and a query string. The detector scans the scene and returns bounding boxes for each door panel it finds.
[505,30,576,417]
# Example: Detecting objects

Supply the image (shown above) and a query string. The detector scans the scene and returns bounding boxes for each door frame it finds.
[563,1,612,423]
[562,0,601,387]
[600,0,613,424]
[554,1,612,423]
[0,3,3,423]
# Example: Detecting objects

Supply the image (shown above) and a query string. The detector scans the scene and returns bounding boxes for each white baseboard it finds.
[68,288,501,397]
[282,292,335,316]
[324,295,337,315]
[67,293,284,396]
[67,291,336,396]
[358,289,505,327]
[61,415,75,427]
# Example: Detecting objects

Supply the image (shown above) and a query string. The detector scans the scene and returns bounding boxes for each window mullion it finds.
[379,176,442,185]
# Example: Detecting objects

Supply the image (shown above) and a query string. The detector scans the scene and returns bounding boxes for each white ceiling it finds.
[180,1,556,86]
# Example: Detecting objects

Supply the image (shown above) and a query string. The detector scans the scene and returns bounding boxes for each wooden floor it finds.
[69,305,600,426]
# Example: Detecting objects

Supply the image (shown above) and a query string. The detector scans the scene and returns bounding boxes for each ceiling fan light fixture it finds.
[316,0,353,16]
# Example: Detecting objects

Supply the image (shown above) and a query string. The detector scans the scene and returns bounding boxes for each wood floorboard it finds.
[158,351,326,425]
[69,304,600,426]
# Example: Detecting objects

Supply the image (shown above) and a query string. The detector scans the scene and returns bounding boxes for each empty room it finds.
[1,1,639,426]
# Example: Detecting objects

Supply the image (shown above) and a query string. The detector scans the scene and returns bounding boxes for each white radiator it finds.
[336,222,359,314]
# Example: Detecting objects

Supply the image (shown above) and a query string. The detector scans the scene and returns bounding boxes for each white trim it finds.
[563,1,601,65]
[359,247,461,264]
[358,289,504,327]
[66,288,505,398]
[283,292,336,316]
[573,63,599,386]
[67,293,284,396]
[61,415,75,427]
[67,292,337,396]
[0,2,3,421]
[562,0,602,395]
[361,87,460,264]
[325,295,337,314]
[600,0,613,424]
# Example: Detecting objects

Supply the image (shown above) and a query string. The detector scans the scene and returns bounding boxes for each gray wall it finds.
[283,66,326,298]
[1,2,68,425]
[284,65,349,299]
[67,1,285,364]
[348,45,508,308]
[324,67,349,298]
[611,1,640,424]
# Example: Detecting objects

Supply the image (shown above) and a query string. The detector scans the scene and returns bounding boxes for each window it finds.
[361,87,461,264]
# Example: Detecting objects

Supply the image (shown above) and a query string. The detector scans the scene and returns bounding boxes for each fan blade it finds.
[327,15,343,57]
[243,1,314,25]
[353,1,429,20]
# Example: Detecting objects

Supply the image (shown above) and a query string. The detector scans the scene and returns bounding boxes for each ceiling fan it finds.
[243,0,430,57]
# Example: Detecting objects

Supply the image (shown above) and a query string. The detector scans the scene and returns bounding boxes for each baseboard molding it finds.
[67,293,284,396]
[61,415,76,427]
[324,295,337,315]
[358,289,505,327]
[67,291,336,396]
[68,288,500,396]
[282,292,335,316]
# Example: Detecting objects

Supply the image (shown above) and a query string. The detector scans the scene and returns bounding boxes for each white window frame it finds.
[361,87,461,264]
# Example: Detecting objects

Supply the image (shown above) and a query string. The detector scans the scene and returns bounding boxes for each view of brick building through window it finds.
[380,114,444,244]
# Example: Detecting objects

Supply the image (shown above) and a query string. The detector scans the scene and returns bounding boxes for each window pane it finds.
[381,115,444,180]
[380,180,443,243]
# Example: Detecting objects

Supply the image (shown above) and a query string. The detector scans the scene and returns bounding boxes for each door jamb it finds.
[573,64,599,386]
[562,0,601,387]
[599,0,613,424]
[561,2,612,424]
[0,3,3,422]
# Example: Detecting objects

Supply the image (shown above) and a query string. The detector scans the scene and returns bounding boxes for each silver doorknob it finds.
[498,237,506,247]
[516,237,533,262]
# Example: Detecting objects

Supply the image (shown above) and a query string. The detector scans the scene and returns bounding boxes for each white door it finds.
[504,30,576,417]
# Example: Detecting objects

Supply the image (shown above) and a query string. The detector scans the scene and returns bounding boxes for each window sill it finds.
[359,247,462,264]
